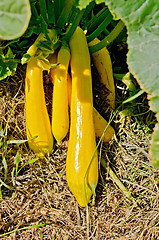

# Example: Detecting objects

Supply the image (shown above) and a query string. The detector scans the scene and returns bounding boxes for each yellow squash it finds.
[67,71,115,143]
[52,46,70,142]
[50,52,72,108]
[88,38,115,110]
[93,107,115,142]
[66,27,98,207]
[49,51,58,84]
[67,73,72,107]
[25,58,53,157]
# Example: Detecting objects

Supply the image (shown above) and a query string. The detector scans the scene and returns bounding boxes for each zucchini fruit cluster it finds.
[25,27,115,207]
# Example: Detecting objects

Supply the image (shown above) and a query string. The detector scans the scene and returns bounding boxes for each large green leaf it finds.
[0,0,31,40]
[95,0,159,168]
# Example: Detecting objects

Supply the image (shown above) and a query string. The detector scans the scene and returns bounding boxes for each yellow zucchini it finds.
[93,107,115,142]
[50,52,72,108]
[52,46,70,142]
[88,38,115,110]
[66,27,98,207]
[49,51,58,84]
[67,73,115,142]
[67,73,72,107]
[25,58,53,157]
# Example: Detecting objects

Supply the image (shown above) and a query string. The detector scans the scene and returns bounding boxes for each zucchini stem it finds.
[85,6,107,29]
[87,12,113,42]
[46,0,55,24]
[87,8,110,34]
[56,0,73,29]
[39,0,48,23]
[83,0,96,23]
[54,0,65,22]
[89,20,125,53]
[63,9,84,42]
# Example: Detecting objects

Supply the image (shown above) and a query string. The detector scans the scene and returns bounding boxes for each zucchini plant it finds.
[0,0,158,207]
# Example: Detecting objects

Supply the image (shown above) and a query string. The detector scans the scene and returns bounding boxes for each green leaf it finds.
[17,158,39,175]
[76,0,95,10]
[0,47,17,80]
[7,138,35,145]
[96,0,159,168]
[149,96,159,113]
[121,73,137,93]
[0,178,12,190]
[0,186,3,202]
[0,223,50,237]
[15,150,21,177]
[0,0,31,40]
[123,89,145,104]
[2,155,8,181]
[21,29,57,65]
[91,181,96,205]
[7,135,38,145]
[150,122,159,168]
[1,140,8,181]
[0,125,4,137]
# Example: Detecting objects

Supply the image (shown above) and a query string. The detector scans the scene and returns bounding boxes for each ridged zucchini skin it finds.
[88,38,115,110]
[66,27,98,207]
[51,46,70,142]
[25,58,53,157]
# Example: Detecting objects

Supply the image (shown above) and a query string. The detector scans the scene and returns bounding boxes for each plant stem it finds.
[89,20,125,53]
[87,8,110,34]
[30,2,39,19]
[54,0,65,22]
[56,0,73,29]
[39,0,48,23]
[103,28,110,35]
[84,1,96,17]
[53,41,61,51]
[63,9,84,42]
[46,0,55,24]
[87,13,113,42]
[85,6,107,29]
